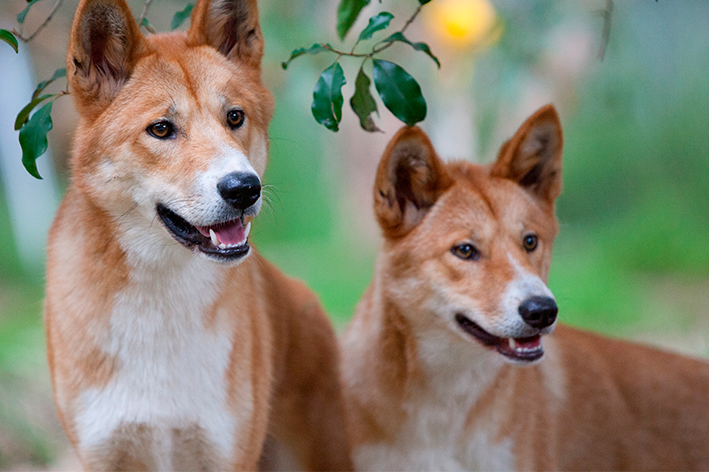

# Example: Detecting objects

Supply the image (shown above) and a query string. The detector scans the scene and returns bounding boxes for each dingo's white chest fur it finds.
[74,257,245,469]
[353,334,516,472]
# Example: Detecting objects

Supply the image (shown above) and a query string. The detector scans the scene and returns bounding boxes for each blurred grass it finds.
[0,190,60,468]
[547,14,709,337]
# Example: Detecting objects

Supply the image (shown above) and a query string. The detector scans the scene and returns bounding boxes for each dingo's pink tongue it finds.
[514,336,542,349]
[215,221,245,245]
[197,220,245,245]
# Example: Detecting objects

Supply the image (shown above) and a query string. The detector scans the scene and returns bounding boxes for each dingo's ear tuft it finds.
[67,0,145,119]
[491,105,564,204]
[374,127,453,239]
[188,0,264,68]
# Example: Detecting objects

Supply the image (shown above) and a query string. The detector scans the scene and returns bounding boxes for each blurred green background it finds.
[1,0,709,468]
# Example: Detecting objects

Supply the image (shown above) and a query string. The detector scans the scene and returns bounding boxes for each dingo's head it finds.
[374,106,563,364]
[67,0,273,264]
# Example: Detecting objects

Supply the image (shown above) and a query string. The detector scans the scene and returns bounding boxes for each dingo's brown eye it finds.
[453,244,480,261]
[227,109,245,129]
[523,234,538,252]
[147,121,174,139]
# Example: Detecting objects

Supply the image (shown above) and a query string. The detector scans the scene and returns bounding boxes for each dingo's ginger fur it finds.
[341,105,709,470]
[45,0,352,469]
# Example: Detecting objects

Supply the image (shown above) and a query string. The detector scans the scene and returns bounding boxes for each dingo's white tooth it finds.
[218,243,227,249]
[209,229,219,247]
[244,221,251,239]
[509,338,517,350]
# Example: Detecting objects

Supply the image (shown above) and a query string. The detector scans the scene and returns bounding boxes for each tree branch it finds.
[598,0,614,61]
[13,0,64,43]
[325,4,426,60]
[137,0,154,27]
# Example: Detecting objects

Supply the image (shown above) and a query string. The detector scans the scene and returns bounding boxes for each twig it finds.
[12,0,64,42]
[326,4,426,60]
[141,21,156,34]
[27,0,64,42]
[399,3,423,36]
[137,0,154,27]
[598,0,614,61]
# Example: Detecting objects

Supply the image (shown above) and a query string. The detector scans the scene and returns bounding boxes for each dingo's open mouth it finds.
[157,204,251,261]
[455,314,544,362]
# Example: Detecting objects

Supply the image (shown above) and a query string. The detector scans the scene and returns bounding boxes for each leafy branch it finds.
[12,0,65,43]
[13,69,68,179]
[283,0,439,132]
[2,0,435,177]
[0,0,72,178]
[2,0,197,178]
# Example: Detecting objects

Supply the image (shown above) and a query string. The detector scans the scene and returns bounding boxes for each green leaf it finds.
[19,100,54,179]
[419,0,432,4]
[337,0,370,41]
[311,62,346,132]
[170,3,194,30]
[384,32,441,69]
[140,18,156,34]
[32,67,66,100]
[350,68,381,132]
[372,59,426,127]
[0,29,19,53]
[357,12,394,43]
[14,94,53,131]
[282,43,331,70]
[17,0,44,24]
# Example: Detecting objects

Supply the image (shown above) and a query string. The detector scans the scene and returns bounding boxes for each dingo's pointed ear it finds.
[67,0,145,119]
[491,105,564,204]
[188,0,264,68]
[374,127,453,239]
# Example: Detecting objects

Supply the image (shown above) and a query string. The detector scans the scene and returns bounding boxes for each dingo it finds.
[45,0,352,469]
[341,105,709,470]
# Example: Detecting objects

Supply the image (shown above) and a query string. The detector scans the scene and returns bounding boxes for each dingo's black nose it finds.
[217,172,261,210]
[519,296,558,329]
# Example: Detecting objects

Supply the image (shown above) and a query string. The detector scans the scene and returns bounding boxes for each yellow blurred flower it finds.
[425,0,499,49]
